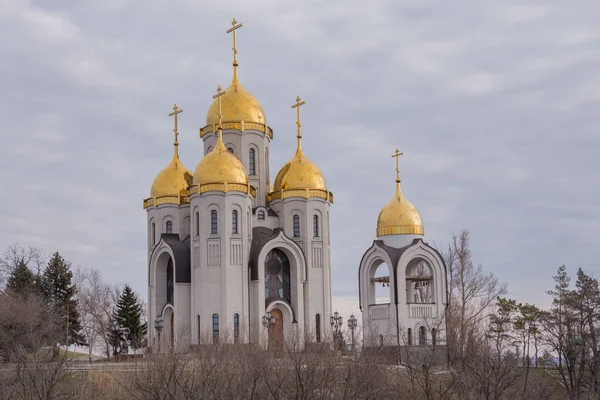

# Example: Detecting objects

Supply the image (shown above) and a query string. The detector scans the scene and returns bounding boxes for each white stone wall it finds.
[270,196,333,343]
[189,190,252,344]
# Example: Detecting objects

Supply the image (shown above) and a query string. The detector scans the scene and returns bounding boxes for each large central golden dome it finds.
[377,180,424,236]
[205,69,266,128]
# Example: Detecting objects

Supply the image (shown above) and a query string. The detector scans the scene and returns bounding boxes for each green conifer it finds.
[113,285,147,350]
[6,260,36,295]
[42,252,87,346]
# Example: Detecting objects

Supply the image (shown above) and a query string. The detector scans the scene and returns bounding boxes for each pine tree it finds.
[41,252,87,346]
[6,260,36,295]
[113,285,147,350]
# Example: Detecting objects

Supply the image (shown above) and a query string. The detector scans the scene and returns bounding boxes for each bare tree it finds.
[0,243,44,287]
[442,230,507,367]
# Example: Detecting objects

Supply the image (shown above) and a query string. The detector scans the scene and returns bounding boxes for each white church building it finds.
[144,20,333,349]
[143,19,447,352]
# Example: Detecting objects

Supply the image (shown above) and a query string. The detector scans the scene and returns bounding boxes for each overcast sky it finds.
[1,0,599,316]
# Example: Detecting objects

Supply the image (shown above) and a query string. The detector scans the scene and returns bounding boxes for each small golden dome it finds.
[193,131,249,188]
[273,139,327,192]
[205,70,266,128]
[150,155,193,198]
[377,181,424,236]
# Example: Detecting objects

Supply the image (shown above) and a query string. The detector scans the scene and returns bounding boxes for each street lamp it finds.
[512,340,523,366]
[330,311,343,350]
[348,314,358,353]
[262,311,276,328]
[111,320,120,357]
[154,316,164,353]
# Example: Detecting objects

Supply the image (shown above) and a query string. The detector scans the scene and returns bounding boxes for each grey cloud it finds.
[0,0,598,310]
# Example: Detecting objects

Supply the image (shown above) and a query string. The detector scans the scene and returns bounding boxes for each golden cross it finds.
[226,18,243,65]
[291,96,306,139]
[168,104,184,146]
[392,148,404,182]
[213,85,227,127]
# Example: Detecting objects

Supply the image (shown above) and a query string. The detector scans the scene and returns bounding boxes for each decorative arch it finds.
[358,244,396,308]
[395,240,447,308]
[266,300,295,343]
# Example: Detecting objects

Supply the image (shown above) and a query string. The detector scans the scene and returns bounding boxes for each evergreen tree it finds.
[41,252,86,346]
[113,285,147,350]
[5,260,36,295]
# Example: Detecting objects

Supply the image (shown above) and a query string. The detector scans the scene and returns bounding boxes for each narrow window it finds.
[419,326,426,345]
[197,315,201,343]
[232,210,238,234]
[407,328,413,345]
[258,210,265,220]
[316,314,321,343]
[211,210,218,234]
[195,212,199,236]
[432,328,437,346]
[227,147,234,153]
[265,149,269,181]
[379,334,384,347]
[234,313,239,343]
[151,222,156,245]
[293,215,300,237]
[313,215,319,237]
[206,146,212,155]
[212,314,219,344]
[249,148,256,175]
[166,221,173,234]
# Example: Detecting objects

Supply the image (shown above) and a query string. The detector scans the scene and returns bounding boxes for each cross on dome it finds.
[392,148,404,183]
[226,18,243,67]
[291,96,306,146]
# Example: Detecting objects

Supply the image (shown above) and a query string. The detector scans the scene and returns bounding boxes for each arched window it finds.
[316,314,321,343]
[151,222,156,245]
[293,215,300,237]
[379,334,384,347]
[166,221,173,234]
[211,210,218,234]
[212,314,219,344]
[249,148,256,175]
[227,147,234,153]
[406,259,433,304]
[195,212,199,236]
[432,328,437,346]
[258,210,265,220]
[232,210,238,234]
[234,313,240,343]
[419,326,426,345]
[372,263,391,304]
[264,248,291,304]
[313,215,319,237]
[265,148,269,181]
[206,146,212,155]
[407,328,413,345]
[197,315,201,343]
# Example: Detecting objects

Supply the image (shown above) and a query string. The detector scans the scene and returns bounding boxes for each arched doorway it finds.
[268,308,284,352]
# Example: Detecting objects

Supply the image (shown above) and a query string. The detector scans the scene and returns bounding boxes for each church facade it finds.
[144,20,333,349]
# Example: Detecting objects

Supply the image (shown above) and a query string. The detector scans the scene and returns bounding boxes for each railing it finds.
[409,304,434,319]
[370,304,389,320]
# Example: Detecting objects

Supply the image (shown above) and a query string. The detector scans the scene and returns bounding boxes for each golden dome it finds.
[273,145,326,191]
[192,130,249,193]
[377,180,424,236]
[270,135,333,203]
[144,152,193,209]
[205,69,266,128]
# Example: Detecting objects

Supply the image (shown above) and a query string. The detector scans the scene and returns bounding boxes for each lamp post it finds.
[111,320,120,357]
[512,340,523,366]
[330,311,343,351]
[262,311,276,350]
[154,316,164,353]
[348,314,358,353]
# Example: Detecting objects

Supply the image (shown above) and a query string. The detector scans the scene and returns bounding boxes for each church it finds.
[144,19,447,351]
